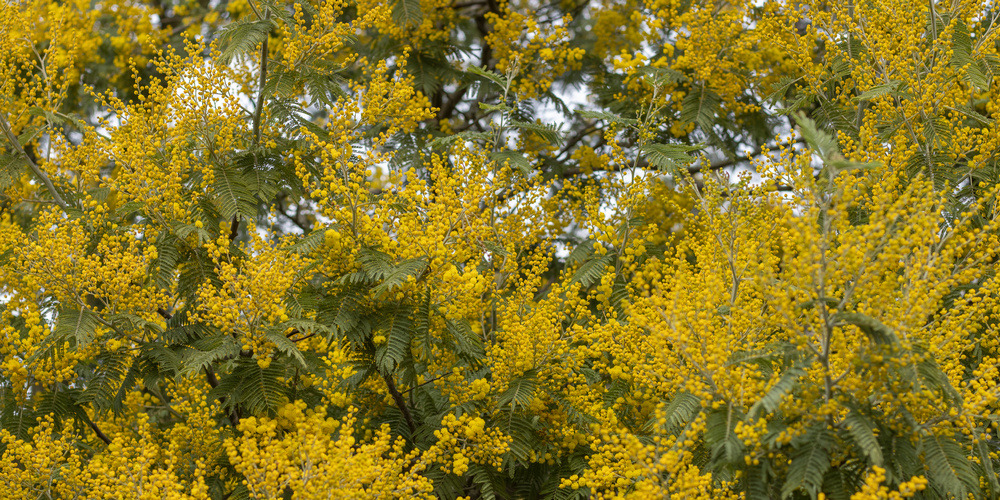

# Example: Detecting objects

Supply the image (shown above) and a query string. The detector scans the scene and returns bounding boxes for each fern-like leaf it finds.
[53,307,100,349]
[375,307,414,372]
[782,423,833,499]
[215,18,273,64]
[919,432,977,497]
[841,410,883,465]
[570,255,613,288]
[748,366,805,418]
[640,143,704,172]
[489,150,532,176]
[391,0,423,28]
[661,391,702,433]
[499,371,537,410]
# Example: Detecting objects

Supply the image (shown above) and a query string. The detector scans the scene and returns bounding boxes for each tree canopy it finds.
[3,0,1000,498]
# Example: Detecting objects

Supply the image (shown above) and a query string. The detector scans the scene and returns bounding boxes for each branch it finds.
[289,332,316,343]
[437,86,468,121]
[700,138,807,173]
[155,308,244,428]
[555,123,597,161]
[382,372,416,434]
[276,194,311,233]
[156,307,172,320]
[205,367,242,428]
[555,138,807,179]
[85,418,112,445]
[450,0,488,9]
[0,113,69,210]
[252,10,271,147]
[400,374,446,395]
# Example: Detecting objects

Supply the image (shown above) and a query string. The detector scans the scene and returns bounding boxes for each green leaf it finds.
[114,201,145,219]
[510,120,563,146]
[680,85,721,131]
[54,308,101,349]
[821,467,859,500]
[565,240,593,266]
[764,76,804,104]
[375,307,414,372]
[173,222,212,246]
[28,106,84,130]
[499,371,537,409]
[212,163,258,220]
[230,359,287,416]
[181,335,241,375]
[633,66,687,86]
[15,124,43,147]
[467,65,508,90]
[215,18,274,64]
[949,104,993,126]
[502,412,538,464]
[36,386,89,423]
[319,289,362,337]
[640,143,704,172]
[82,351,139,415]
[794,111,840,163]
[264,329,307,367]
[782,424,833,499]
[479,102,514,113]
[832,312,897,344]
[748,366,804,418]
[853,80,901,102]
[0,152,27,189]
[569,254,612,288]
[391,0,423,27]
[706,407,744,468]
[467,464,504,500]
[446,318,485,363]
[951,19,989,90]
[356,247,395,280]
[919,432,976,497]
[741,464,771,499]
[286,228,327,255]
[661,392,701,433]
[575,109,638,126]
[489,150,532,176]
[973,427,1000,496]
[841,411,883,465]
[371,258,427,298]
[430,131,493,150]
[145,345,182,375]
[827,159,881,172]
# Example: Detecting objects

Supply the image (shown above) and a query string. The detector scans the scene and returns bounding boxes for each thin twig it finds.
[0,113,69,210]
[289,332,316,343]
[400,374,447,395]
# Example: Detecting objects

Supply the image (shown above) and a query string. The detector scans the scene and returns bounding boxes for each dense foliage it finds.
[3,0,1000,498]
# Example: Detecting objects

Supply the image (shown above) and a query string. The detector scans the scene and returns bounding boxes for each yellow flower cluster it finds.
[226,403,435,499]
[278,0,388,68]
[4,0,1000,497]
[194,230,307,364]
[849,466,927,500]
[358,0,457,46]
[0,411,211,499]
[484,6,585,98]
